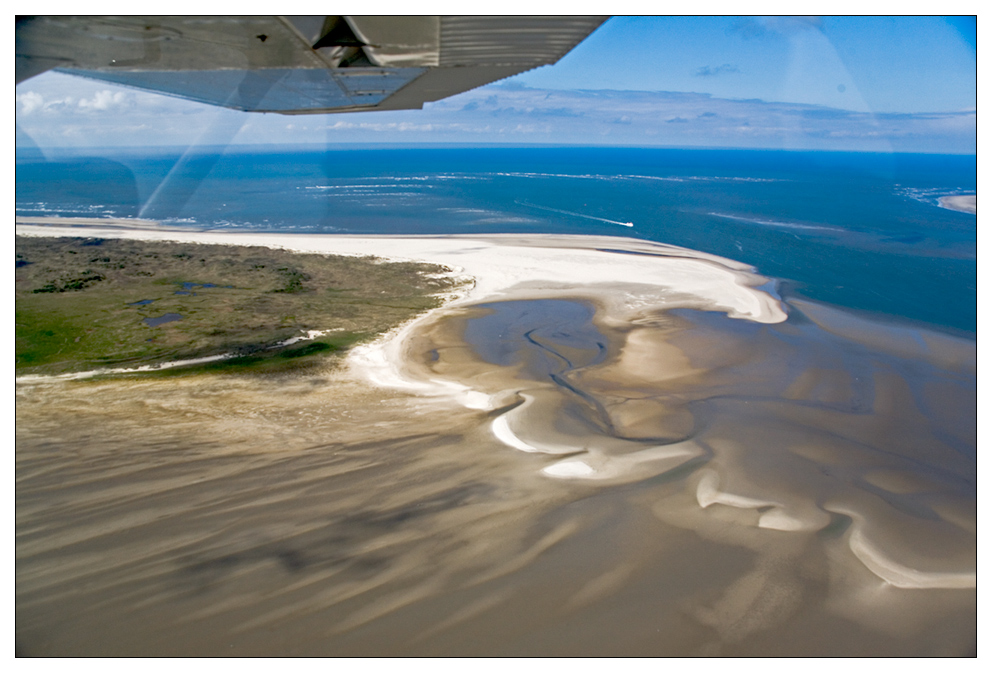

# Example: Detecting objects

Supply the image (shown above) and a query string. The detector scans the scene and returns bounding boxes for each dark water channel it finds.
[461,299,621,439]
[461,299,608,382]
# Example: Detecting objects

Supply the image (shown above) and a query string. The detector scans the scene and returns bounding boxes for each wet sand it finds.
[15,225,976,656]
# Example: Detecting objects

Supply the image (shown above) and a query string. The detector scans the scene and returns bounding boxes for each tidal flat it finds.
[15,226,976,656]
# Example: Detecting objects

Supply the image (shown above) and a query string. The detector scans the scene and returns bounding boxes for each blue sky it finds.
[14,15,977,153]
[516,16,976,114]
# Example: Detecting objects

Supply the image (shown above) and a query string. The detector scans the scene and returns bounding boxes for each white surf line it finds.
[15,329,335,384]
[517,201,634,227]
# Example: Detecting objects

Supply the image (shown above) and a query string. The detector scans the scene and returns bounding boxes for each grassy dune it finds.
[15,236,464,377]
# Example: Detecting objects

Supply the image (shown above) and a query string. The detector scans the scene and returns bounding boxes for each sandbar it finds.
[938,194,976,214]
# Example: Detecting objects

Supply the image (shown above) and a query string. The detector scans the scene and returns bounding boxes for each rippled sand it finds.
[15,232,976,656]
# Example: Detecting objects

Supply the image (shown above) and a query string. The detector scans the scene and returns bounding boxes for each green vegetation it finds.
[15,236,464,377]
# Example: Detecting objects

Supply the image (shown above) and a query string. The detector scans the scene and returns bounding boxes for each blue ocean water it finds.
[15,146,976,334]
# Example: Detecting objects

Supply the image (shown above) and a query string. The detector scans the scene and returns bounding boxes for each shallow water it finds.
[463,299,608,377]
[143,312,183,327]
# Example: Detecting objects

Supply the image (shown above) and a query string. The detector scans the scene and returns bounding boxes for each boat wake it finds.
[518,200,634,227]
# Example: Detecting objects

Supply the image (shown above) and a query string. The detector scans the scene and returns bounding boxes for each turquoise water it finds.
[15,146,976,334]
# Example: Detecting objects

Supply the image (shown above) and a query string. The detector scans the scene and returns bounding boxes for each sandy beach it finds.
[938,194,977,214]
[15,223,976,655]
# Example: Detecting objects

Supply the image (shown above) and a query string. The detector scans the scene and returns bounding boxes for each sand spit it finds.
[15,222,976,656]
[15,224,786,322]
[938,194,976,214]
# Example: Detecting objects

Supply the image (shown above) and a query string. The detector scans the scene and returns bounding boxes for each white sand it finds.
[695,469,832,532]
[937,194,976,214]
[542,442,703,481]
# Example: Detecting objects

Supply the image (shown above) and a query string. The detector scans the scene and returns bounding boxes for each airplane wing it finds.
[15,16,607,115]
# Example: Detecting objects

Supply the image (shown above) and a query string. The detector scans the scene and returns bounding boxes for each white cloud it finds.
[17,91,44,114]
[732,16,823,39]
[78,90,130,111]
[13,70,976,154]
